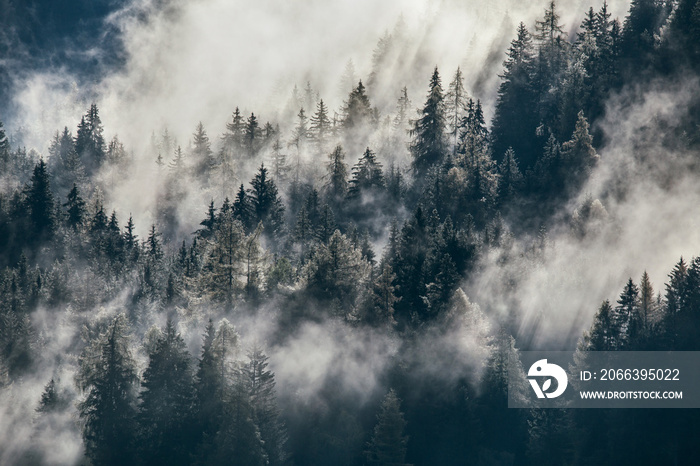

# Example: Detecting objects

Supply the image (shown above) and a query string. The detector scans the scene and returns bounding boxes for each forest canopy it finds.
[2,0,700,464]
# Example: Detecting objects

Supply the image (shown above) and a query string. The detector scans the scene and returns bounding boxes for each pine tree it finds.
[0,121,10,172]
[224,107,245,153]
[249,164,285,240]
[615,278,640,349]
[244,345,287,465]
[367,263,399,325]
[195,320,224,441]
[302,230,369,313]
[210,377,267,466]
[316,204,336,244]
[348,147,385,198]
[138,320,196,465]
[74,103,106,175]
[585,300,617,351]
[245,113,261,158]
[76,314,138,465]
[498,147,524,203]
[393,86,411,131]
[37,378,62,413]
[63,183,86,230]
[270,139,289,184]
[201,209,246,304]
[292,108,308,152]
[410,67,447,175]
[492,23,538,169]
[309,99,332,151]
[445,67,468,154]
[106,135,127,167]
[192,122,215,178]
[26,159,56,243]
[325,145,349,206]
[343,81,373,130]
[199,200,217,239]
[146,224,163,262]
[562,111,598,183]
[639,271,656,338]
[365,389,409,466]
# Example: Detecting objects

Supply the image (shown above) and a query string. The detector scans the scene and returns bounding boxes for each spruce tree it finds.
[324,144,349,203]
[245,345,287,465]
[138,320,196,465]
[64,184,86,230]
[76,314,138,465]
[492,23,538,169]
[310,99,332,151]
[365,389,409,466]
[26,159,56,243]
[74,103,106,175]
[445,67,468,154]
[248,164,285,240]
[410,67,447,176]
[348,147,385,198]
[342,81,373,135]
[192,122,215,178]
[245,113,260,157]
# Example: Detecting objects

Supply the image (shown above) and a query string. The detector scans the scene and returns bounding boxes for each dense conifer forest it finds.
[2,0,700,464]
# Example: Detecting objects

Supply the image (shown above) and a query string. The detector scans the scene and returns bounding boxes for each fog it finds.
[7,0,697,463]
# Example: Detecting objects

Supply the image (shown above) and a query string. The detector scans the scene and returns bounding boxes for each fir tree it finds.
[245,345,288,465]
[76,314,138,465]
[245,112,261,157]
[64,183,86,230]
[365,389,409,466]
[310,99,332,151]
[492,23,538,169]
[74,103,106,175]
[348,147,385,198]
[445,67,468,153]
[343,81,373,132]
[248,164,285,240]
[192,122,215,177]
[224,107,245,153]
[325,145,349,206]
[138,320,196,465]
[26,159,56,243]
[393,86,411,131]
[410,67,447,175]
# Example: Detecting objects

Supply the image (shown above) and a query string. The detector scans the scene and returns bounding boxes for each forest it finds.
[2,0,700,464]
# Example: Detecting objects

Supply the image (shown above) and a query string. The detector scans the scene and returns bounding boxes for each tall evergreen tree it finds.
[410,67,447,176]
[64,184,86,230]
[245,113,261,158]
[138,320,196,465]
[492,23,538,169]
[224,107,245,154]
[342,81,374,136]
[365,389,409,466]
[325,145,349,206]
[248,164,285,240]
[310,99,332,152]
[445,67,468,154]
[76,314,138,466]
[192,122,215,178]
[244,345,287,466]
[26,159,56,243]
[74,103,106,175]
[348,147,385,198]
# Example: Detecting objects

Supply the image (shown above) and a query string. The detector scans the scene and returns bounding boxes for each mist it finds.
[4,0,700,464]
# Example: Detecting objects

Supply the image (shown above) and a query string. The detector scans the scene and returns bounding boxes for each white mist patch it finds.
[271,320,399,405]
